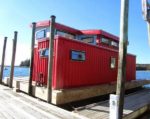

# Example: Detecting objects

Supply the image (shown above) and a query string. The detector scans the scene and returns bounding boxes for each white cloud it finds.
[0,37,30,66]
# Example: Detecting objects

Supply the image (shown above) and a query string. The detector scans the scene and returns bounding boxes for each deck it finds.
[0,85,87,119]
[75,88,150,119]
[1,81,150,118]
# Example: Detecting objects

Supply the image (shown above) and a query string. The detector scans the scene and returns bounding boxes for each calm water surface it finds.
[3,66,29,78]
[3,68,150,79]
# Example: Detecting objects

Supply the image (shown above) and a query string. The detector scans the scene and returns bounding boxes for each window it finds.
[81,37,94,44]
[71,50,85,61]
[39,48,49,57]
[77,35,96,45]
[111,41,119,47]
[36,29,47,39]
[101,37,110,45]
[56,30,75,39]
[110,57,116,69]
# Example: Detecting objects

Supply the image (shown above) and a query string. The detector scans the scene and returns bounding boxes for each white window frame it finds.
[110,57,116,69]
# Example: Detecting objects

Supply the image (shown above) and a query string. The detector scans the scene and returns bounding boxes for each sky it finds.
[0,0,149,65]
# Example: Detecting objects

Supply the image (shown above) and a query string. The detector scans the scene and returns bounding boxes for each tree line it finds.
[20,59,30,67]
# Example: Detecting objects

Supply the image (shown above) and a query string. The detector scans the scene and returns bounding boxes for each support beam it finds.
[0,37,7,84]
[47,15,56,103]
[28,22,36,95]
[116,0,129,119]
[9,31,18,88]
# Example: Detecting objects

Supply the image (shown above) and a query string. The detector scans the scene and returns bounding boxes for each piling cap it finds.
[32,22,36,25]
[51,15,56,19]
[14,31,18,34]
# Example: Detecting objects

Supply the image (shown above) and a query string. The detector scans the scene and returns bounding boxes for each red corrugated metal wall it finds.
[32,36,136,89]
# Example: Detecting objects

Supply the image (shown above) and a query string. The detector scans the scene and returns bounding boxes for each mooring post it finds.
[9,31,18,88]
[0,37,7,84]
[116,0,129,119]
[28,22,36,95]
[47,15,56,103]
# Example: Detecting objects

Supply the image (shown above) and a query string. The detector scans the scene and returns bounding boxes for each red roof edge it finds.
[30,20,81,34]
[81,30,119,42]
[31,20,119,41]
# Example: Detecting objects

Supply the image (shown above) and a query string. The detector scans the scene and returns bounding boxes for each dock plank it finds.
[75,88,150,119]
[0,85,87,119]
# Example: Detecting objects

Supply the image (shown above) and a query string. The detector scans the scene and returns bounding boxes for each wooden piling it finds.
[116,0,129,119]
[28,22,36,95]
[0,37,7,84]
[47,15,56,103]
[9,31,18,88]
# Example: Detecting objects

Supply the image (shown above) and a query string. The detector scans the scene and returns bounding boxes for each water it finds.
[2,67,150,80]
[3,66,29,78]
[136,70,150,88]
[136,71,150,80]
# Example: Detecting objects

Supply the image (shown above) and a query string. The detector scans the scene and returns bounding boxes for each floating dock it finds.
[74,88,150,119]
[3,78,150,104]
[1,79,150,118]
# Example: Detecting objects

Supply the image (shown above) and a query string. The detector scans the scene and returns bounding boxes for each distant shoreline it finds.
[136,64,150,71]
[0,66,29,68]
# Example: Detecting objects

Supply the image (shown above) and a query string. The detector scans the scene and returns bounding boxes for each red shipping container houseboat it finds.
[32,20,136,90]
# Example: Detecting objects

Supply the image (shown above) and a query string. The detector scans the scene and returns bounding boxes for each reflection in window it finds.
[36,29,47,39]
[71,50,85,61]
[78,35,96,45]
[56,30,75,39]
[101,37,110,45]
[39,48,49,57]
[81,37,94,44]
[111,41,119,47]
[110,57,116,69]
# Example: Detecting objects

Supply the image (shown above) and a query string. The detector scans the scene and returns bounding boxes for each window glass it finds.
[110,57,116,69]
[81,37,94,44]
[36,29,47,39]
[101,37,110,45]
[56,30,75,39]
[39,48,49,57]
[77,35,96,45]
[71,50,85,61]
[111,41,119,47]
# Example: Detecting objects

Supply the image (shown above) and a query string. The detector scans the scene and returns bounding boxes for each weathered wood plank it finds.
[76,88,150,119]
[0,85,87,119]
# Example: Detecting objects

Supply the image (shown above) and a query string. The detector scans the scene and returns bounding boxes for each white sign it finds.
[109,94,119,119]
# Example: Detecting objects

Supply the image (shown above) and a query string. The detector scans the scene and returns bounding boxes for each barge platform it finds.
[3,78,150,105]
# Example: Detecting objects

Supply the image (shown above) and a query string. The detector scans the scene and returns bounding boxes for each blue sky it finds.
[0,0,149,65]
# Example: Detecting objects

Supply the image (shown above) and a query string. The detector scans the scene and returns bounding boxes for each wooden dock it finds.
[3,78,150,105]
[74,88,150,119]
[0,84,87,119]
[1,80,150,118]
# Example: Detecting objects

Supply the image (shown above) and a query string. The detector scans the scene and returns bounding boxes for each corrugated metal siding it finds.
[126,55,136,81]
[54,37,136,89]
[32,47,38,81]
[32,37,136,89]
[37,40,49,85]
